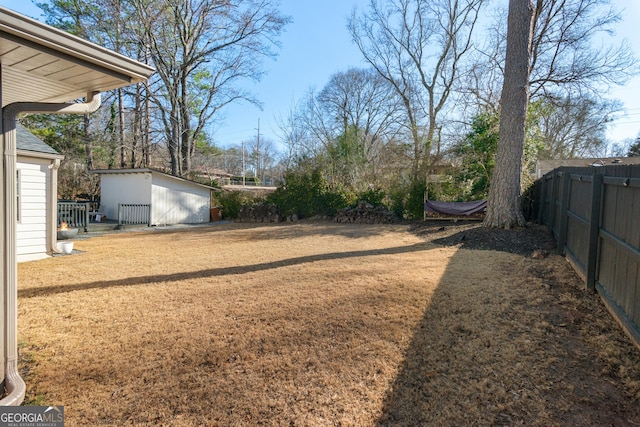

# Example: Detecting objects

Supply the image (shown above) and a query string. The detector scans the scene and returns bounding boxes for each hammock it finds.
[424,200,487,216]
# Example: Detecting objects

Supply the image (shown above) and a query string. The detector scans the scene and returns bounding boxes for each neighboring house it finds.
[536,157,640,179]
[16,124,64,262]
[92,168,219,225]
[193,168,232,185]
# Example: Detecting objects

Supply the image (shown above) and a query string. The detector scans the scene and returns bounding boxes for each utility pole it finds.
[256,118,261,183]
[242,139,245,186]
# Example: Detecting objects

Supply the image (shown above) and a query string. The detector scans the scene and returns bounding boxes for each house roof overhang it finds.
[0,7,154,107]
[16,148,64,162]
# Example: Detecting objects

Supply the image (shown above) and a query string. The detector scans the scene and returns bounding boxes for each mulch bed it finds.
[409,220,558,256]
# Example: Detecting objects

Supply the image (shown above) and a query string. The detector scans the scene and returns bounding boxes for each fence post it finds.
[585,172,603,292]
[557,171,571,254]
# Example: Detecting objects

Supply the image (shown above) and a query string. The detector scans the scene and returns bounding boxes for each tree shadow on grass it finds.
[374,247,640,425]
[118,220,402,242]
[18,242,430,299]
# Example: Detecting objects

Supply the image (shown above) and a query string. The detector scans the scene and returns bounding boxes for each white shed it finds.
[93,168,218,225]
[16,124,63,263]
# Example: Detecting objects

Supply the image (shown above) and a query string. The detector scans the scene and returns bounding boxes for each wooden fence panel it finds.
[628,167,640,326]
[597,234,617,299]
[537,175,553,225]
[564,173,593,279]
[536,164,640,348]
[565,216,589,278]
[598,169,639,326]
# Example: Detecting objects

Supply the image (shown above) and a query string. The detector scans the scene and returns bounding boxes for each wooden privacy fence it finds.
[118,203,151,227]
[57,201,90,232]
[530,164,640,347]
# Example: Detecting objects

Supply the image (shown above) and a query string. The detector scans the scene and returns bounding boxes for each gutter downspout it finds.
[49,158,62,255]
[0,92,101,406]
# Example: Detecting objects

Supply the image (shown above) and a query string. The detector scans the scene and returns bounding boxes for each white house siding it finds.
[99,172,152,221]
[151,173,210,225]
[16,158,50,262]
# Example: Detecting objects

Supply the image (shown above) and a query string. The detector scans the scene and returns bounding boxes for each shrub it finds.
[388,188,406,219]
[218,191,263,219]
[356,188,386,207]
[267,169,350,219]
[404,180,426,220]
[319,189,351,217]
[383,180,427,220]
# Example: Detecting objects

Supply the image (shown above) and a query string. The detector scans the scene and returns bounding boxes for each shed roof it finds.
[15,123,60,156]
[91,168,221,191]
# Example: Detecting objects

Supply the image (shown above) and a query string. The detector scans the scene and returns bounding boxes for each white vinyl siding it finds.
[16,158,50,262]
[151,174,210,225]
[100,172,152,221]
[97,170,212,226]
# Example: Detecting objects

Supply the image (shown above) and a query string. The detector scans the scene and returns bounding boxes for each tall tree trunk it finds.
[180,72,191,175]
[142,45,151,168]
[108,103,117,169]
[169,106,181,175]
[118,88,126,168]
[484,0,535,229]
[84,114,93,170]
[131,84,142,168]
[143,86,150,167]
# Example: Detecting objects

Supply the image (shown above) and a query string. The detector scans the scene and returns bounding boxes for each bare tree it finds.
[246,136,279,184]
[534,96,621,159]
[293,68,404,190]
[133,0,290,176]
[318,68,402,181]
[465,0,637,227]
[299,68,403,189]
[349,0,487,180]
[463,0,638,117]
[274,100,309,170]
[629,137,640,157]
[484,0,536,228]
[529,0,637,99]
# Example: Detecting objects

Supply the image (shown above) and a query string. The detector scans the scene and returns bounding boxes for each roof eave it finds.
[17,149,64,161]
[0,7,155,85]
[91,169,220,191]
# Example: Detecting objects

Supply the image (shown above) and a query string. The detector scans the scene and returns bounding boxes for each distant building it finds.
[536,157,640,179]
[92,168,220,225]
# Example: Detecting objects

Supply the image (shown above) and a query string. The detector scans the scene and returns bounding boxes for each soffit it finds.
[0,7,154,107]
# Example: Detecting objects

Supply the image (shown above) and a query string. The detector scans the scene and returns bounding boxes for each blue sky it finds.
[2,0,640,151]
[212,0,369,148]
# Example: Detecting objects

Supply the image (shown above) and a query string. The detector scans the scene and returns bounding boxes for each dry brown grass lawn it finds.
[16,221,640,426]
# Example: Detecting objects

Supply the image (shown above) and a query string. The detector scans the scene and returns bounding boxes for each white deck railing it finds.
[118,203,151,226]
